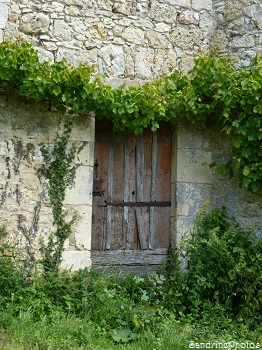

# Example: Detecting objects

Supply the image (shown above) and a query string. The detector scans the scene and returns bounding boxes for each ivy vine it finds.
[0,38,261,192]
[40,122,77,274]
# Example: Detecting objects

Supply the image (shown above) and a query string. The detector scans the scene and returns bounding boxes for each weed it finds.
[0,204,261,348]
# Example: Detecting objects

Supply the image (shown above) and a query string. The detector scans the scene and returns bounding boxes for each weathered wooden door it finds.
[91,120,171,271]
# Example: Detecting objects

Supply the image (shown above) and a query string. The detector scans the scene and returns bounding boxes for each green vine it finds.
[40,122,77,274]
[0,38,261,193]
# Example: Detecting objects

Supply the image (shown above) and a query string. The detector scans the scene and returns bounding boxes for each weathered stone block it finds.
[231,35,255,48]
[70,115,95,142]
[150,1,177,23]
[100,45,125,76]
[19,13,49,34]
[57,47,97,66]
[175,123,205,149]
[167,0,190,8]
[61,250,91,271]
[192,0,213,11]
[152,48,177,77]
[178,10,200,25]
[42,2,64,13]
[172,216,195,246]
[176,148,213,183]
[135,47,154,79]
[73,204,92,250]
[73,141,93,167]
[53,20,72,40]
[89,21,108,40]
[0,4,8,29]
[175,182,211,216]
[154,23,171,32]
[199,11,216,35]
[122,26,144,44]
[169,26,203,50]
[112,3,130,16]
[65,166,93,205]
[147,30,171,49]
[65,5,80,16]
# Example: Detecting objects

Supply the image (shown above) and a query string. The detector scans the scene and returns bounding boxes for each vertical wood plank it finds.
[149,131,158,249]
[110,133,124,250]
[143,129,153,201]
[126,135,137,249]
[136,134,144,202]
[143,130,152,250]
[154,123,172,248]
[135,133,149,249]
[135,207,148,249]
[123,135,129,250]
[105,132,114,250]
[91,120,109,251]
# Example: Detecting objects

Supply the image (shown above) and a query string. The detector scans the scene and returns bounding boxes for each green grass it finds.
[0,311,261,350]
[1,206,261,349]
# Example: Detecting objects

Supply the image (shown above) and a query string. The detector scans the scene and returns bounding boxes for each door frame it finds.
[90,120,177,271]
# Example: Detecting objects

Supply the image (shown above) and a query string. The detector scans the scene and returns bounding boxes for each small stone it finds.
[147,30,171,49]
[122,26,144,44]
[178,10,200,25]
[154,23,171,32]
[8,14,18,24]
[231,35,255,49]
[192,0,212,11]
[21,8,33,14]
[42,42,57,51]
[53,20,72,41]
[19,13,49,34]
[112,4,130,16]
[85,42,97,50]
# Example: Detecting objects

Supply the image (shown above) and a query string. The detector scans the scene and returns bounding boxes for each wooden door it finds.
[91,120,172,271]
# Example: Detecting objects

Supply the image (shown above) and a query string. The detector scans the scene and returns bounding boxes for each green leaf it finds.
[253,104,262,114]
[53,85,61,96]
[243,167,250,176]
[112,328,132,343]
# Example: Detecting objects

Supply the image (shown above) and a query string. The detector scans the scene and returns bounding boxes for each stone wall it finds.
[0,0,261,268]
[172,121,262,246]
[1,0,262,80]
[0,90,94,270]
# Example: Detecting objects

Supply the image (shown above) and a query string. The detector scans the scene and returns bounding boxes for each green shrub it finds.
[179,204,262,318]
[0,257,24,299]
[0,204,261,345]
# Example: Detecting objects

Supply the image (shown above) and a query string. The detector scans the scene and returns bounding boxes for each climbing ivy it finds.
[0,38,261,192]
[40,122,77,274]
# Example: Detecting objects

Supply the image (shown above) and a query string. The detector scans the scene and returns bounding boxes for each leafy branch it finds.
[40,122,77,274]
[0,38,261,192]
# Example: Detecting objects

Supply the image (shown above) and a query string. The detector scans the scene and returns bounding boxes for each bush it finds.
[0,204,261,345]
[0,257,24,299]
[178,204,262,318]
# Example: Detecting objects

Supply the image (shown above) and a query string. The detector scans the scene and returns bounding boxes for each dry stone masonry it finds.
[1,0,262,80]
[0,0,261,269]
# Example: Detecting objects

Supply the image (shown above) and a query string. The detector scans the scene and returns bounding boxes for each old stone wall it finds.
[172,121,262,246]
[0,0,261,268]
[1,0,262,80]
[0,90,94,269]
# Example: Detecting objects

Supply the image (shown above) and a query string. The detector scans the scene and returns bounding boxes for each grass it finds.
[0,311,261,350]
[0,206,261,349]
